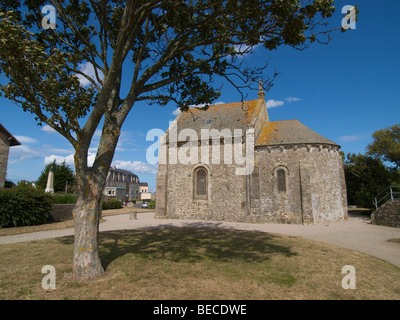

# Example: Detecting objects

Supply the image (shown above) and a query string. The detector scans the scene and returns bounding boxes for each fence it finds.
[373,186,400,210]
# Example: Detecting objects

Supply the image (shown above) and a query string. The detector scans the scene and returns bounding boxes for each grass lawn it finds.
[0,227,400,300]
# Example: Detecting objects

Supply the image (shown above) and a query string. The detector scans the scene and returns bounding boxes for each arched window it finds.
[277,169,286,192]
[194,167,208,200]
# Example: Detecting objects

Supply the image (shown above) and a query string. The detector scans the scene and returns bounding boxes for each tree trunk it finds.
[71,112,122,280]
[72,190,104,280]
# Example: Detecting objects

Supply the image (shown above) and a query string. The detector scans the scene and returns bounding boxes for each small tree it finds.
[36,160,76,193]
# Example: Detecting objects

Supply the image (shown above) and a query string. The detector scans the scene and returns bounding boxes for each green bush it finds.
[148,200,156,209]
[101,199,122,210]
[53,193,77,204]
[101,200,109,210]
[0,182,54,228]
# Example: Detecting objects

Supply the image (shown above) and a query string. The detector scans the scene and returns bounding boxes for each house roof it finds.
[256,120,338,147]
[0,123,21,146]
[169,99,263,142]
[109,167,138,178]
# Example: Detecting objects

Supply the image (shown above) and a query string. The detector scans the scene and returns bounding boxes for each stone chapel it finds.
[155,87,348,224]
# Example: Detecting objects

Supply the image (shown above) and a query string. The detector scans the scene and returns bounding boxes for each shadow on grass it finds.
[56,223,297,270]
[104,224,296,269]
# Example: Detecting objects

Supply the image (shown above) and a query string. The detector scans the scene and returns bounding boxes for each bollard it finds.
[130,211,138,220]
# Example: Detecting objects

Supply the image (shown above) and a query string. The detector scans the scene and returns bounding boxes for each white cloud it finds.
[112,160,158,175]
[14,135,38,144]
[44,154,75,166]
[266,99,285,108]
[8,139,73,165]
[338,135,363,143]
[8,145,44,164]
[44,152,96,167]
[285,96,301,103]
[76,62,104,87]
[266,97,301,109]
[172,108,181,116]
[41,125,57,134]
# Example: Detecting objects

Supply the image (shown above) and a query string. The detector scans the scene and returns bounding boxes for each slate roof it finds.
[169,99,263,141]
[165,98,337,147]
[256,120,338,147]
[0,123,21,146]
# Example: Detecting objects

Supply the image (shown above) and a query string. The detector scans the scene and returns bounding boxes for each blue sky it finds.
[1,0,399,191]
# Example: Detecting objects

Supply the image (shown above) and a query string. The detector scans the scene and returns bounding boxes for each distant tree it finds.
[367,124,400,169]
[36,160,76,193]
[344,153,400,209]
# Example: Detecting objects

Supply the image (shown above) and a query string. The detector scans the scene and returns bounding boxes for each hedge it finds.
[101,199,122,210]
[53,193,77,204]
[0,183,53,228]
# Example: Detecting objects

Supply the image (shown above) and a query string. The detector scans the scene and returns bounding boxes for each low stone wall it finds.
[49,204,75,222]
[371,200,400,228]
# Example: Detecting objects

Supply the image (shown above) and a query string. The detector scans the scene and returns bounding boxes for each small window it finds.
[277,169,286,192]
[194,167,208,200]
[205,119,212,124]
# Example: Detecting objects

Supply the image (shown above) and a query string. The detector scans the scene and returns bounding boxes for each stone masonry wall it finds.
[159,142,248,222]
[49,204,75,222]
[371,200,400,228]
[254,144,347,224]
[156,141,348,224]
[0,133,10,188]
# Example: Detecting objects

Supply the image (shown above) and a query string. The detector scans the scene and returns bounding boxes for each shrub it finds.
[53,193,77,204]
[101,200,109,210]
[101,199,122,210]
[148,200,156,209]
[0,182,54,228]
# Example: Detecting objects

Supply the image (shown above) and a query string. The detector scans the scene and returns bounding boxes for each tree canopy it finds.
[344,123,400,209]
[344,153,399,209]
[367,123,400,169]
[36,160,76,192]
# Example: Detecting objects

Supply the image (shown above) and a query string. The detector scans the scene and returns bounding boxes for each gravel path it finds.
[1,212,399,268]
